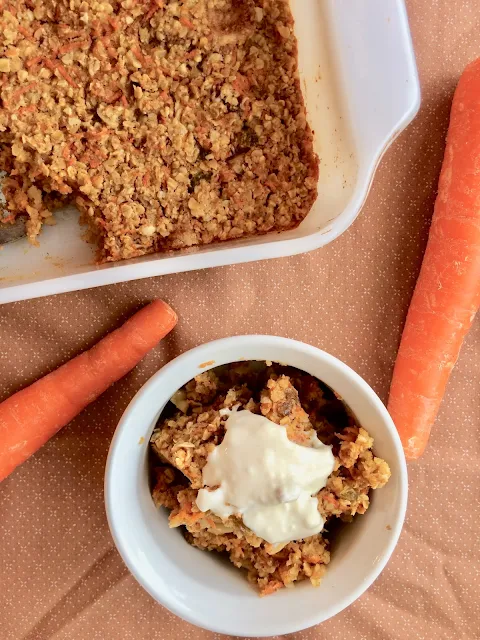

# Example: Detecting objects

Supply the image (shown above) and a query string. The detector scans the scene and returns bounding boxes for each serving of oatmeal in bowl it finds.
[105,336,407,636]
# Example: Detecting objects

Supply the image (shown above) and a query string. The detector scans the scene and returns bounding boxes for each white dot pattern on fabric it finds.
[1,2,480,639]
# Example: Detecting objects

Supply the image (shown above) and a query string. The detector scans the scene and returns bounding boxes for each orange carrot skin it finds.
[388,58,480,460]
[0,300,177,482]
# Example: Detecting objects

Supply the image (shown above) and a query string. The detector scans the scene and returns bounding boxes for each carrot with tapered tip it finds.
[0,300,177,481]
[388,58,480,460]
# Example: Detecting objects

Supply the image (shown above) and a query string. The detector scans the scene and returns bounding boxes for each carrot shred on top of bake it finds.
[0,0,319,263]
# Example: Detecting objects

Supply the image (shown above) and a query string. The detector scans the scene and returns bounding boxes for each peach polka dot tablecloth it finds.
[1,2,480,639]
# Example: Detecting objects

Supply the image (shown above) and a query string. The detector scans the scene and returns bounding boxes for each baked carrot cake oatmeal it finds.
[0,0,318,262]
[150,362,391,596]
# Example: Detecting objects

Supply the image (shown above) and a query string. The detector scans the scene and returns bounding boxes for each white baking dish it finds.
[0,0,420,304]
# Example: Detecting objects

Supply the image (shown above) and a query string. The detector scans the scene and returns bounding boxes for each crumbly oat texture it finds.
[150,363,391,596]
[0,0,318,262]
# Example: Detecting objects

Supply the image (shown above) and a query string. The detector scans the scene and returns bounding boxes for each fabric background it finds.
[1,2,479,639]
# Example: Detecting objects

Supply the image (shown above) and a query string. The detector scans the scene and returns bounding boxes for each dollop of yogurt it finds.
[195,409,335,544]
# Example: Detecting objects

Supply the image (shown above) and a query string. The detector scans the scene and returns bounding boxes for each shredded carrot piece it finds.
[104,90,123,104]
[89,157,103,169]
[91,20,104,38]
[142,171,151,187]
[18,25,35,41]
[232,73,250,94]
[62,144,74,163]
[5,4,17,17]
[44,59,56,71]
[54,180,72,195]
[86,128,110,140]
[47,60,78,88]
[108,17,120,31]
[87,145,107,160]
[58,25,87,39]
[260,581,284,597]
[323,493,339,507]
[101,36,117,60]
[58,40,89,55]
[144,0,164,22]
[184,48,200,60]
[131,45,146,65]
[9,82,37,104]
[58,64,78,88]
[16,104,35,116]
[120,94,128,108]
[144,7,156,22]
[80,151,104,169]
[179,16,195,29]
[25,56,43,69]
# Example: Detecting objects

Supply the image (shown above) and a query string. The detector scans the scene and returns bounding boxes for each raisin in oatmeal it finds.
[150,362,391,596]
[0,0,318,262]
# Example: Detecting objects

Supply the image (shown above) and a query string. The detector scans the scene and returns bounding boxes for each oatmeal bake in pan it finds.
[150,363,391,596]
[0,0,318,262]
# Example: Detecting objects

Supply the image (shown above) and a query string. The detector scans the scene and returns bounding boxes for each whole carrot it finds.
[388,58,480,460]
[0,299,177,482]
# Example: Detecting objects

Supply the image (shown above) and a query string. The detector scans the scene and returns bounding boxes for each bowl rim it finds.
[105,335,408,636]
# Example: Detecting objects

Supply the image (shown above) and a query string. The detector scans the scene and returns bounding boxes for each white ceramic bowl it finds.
[105,336,408,637]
